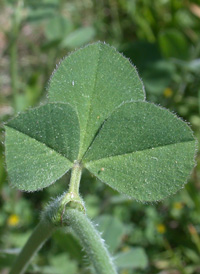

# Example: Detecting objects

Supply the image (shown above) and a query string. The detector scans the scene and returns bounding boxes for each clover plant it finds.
[4,42,196,274]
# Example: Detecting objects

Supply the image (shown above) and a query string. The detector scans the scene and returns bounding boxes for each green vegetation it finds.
[0,1,200,273]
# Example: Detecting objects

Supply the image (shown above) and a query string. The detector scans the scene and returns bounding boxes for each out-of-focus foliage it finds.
[0,0,200,273]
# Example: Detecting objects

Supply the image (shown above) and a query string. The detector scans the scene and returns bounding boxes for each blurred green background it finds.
[0,0,200,273]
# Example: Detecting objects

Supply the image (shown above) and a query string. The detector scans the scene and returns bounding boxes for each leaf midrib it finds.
[84,139,195,164]
[78,44,101,159]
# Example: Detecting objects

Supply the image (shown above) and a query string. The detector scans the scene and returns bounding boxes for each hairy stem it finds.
[63,209,117,274]
[59,161,84,215]
[9,164,116,274]
[68,160,82,194]
[9,219,55,274]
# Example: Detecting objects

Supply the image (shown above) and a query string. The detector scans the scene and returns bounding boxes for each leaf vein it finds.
[85,139,195,164]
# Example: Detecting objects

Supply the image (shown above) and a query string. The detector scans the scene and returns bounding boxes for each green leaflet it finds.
[5,103,79,191]
[84,102,196,201]
[48,42,145,158]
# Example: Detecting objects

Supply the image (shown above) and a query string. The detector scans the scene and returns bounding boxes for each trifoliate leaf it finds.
[4,43,196,200]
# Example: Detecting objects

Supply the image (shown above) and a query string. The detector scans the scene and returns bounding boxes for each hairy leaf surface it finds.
[48,42,145,158]
[5,103,80,191]
[84,102,196,201]
[4,43,196,198]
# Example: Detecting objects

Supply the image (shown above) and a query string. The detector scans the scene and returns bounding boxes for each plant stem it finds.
[59,161,84,214]
[9,219,55,274]
[9,164,117,274]
[68,160,82,194]
[63,209,117,274]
